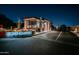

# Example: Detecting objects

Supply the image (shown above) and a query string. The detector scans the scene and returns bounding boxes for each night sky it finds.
[0,4,79,26]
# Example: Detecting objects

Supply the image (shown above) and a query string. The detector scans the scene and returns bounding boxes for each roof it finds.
[24,16,48,20]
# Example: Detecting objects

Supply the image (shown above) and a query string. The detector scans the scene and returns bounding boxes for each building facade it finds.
[71,25,79,32]
[24,17,52,32]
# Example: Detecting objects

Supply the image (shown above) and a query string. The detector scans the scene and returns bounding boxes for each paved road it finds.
[0,31,79,55]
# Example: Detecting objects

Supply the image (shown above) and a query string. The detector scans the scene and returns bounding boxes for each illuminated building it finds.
[24,17,52,32]
[71,25,79,32]
[0,16,53,37]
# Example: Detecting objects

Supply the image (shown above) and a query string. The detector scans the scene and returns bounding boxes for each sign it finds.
[6,31,32,38]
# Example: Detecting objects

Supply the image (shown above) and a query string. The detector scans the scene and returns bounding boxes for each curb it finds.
[71,31,79,37]
[33,32,47,36]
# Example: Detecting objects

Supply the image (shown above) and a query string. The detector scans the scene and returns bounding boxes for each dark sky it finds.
[0,4,79,26]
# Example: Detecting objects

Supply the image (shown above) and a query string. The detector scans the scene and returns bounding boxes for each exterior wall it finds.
[71,26,79,32]
[74,27,79,32]
[24,17,52,32]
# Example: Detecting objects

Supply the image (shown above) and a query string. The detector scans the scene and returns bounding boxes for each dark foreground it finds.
[0,31,79,55]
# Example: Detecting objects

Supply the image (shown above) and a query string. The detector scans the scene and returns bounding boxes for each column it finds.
[17,20,20,29]
[24,19,27,31]
[47,22,50,31]
[29,20,32,30]
[44,22,47,32]
[46,22,48,31]
[40,20,42,32]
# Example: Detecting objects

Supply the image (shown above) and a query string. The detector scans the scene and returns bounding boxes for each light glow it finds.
[6,31,32,38]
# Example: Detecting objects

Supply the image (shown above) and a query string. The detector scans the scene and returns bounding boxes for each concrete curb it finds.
[71,31,79,37]
[33,31,55,36]
[33,32,47,36]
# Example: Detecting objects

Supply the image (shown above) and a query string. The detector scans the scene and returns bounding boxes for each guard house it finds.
[24,17,52,32]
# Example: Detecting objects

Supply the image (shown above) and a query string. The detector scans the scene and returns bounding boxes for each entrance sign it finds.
[6,31,32,38]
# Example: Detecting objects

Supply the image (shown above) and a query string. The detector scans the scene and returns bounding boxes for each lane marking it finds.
[56,31,62,40]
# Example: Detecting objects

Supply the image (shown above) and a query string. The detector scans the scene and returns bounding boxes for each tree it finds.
[59,24,66,32]
[0,14,15,29]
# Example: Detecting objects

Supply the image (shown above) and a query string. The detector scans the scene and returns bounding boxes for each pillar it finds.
[40,20,42,32]
[44,22,48,32]
[29,20,32,30]
[78,27,79,32]
[47,22,50,31]
[17,20,21,29]
[24,19,27,31]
